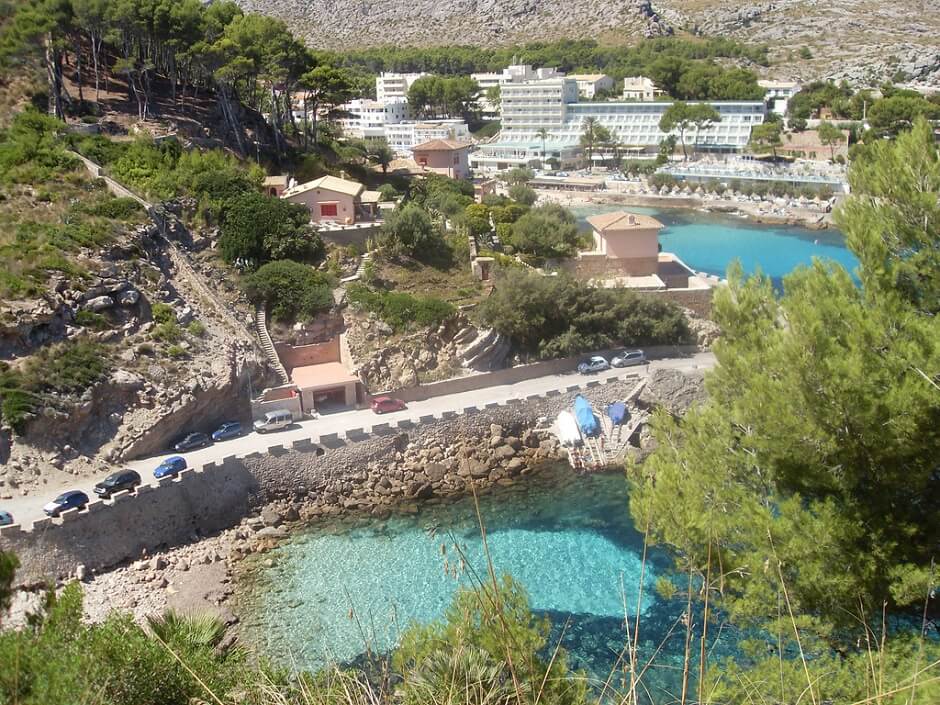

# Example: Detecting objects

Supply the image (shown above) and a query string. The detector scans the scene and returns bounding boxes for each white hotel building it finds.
[471,77,766,172]
[385,120,471,155]
[375,72,428,101]
[336,98,411,140]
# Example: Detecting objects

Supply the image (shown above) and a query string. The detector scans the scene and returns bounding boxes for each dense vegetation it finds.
[629,119,940,700]
[479,268,690,358]
[347,283,456,332]
[243,260,335,323]
[0,340,109,430]
[322,37,769,100]
[0,110,147,299]
[788,80,940,136]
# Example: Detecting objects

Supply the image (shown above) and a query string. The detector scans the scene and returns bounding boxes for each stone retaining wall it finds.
[2,375,647,586]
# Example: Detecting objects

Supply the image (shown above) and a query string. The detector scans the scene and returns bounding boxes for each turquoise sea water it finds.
[239,465,718,693]
[570,205,859,287]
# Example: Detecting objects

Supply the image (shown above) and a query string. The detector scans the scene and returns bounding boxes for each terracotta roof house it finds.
[411,139,472,180]
[581,211,665,277]
[281,174,370,224]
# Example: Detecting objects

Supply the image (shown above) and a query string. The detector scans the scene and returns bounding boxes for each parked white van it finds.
[253,409,293,433]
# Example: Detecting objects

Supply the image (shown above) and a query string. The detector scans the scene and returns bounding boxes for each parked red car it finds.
[370,396,407,414]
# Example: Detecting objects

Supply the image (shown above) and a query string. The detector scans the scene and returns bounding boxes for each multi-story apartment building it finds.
[472,64,564,115]
[385,119,471,155]
[471,77,765,172]
[376,72,428,101]
[336,98,410,140]
[622,76,664,102]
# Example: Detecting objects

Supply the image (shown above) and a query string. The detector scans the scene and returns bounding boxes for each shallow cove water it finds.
[238,464,726,693]
[570,204,859,288]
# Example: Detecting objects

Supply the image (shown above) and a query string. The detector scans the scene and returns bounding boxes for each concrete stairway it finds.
[255,306,289,385]
[339,252,372,284]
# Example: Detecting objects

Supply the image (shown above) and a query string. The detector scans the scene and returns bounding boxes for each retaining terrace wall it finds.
[1,373,646,586]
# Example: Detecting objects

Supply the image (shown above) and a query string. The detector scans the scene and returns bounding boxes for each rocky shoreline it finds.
[5,368,706,628]
[539,188,836,231]
[6,424,572,627]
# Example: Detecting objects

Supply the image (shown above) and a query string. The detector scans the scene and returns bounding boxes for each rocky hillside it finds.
[235,0,672,48]
[235,0,940,84]
[661,0,940,84]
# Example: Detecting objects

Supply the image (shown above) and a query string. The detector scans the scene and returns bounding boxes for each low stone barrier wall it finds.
[381,345,698,403]
[1,374,646,586]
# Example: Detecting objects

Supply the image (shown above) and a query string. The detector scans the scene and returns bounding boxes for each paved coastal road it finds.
[2,352,715,527]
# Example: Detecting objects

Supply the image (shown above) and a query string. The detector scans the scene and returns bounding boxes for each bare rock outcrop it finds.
[638,368,708,417]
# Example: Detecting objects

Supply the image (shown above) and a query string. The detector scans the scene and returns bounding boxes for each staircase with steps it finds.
[340,252,372,284]
[255,306,290,385]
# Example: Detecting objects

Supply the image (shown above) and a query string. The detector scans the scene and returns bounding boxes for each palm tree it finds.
[580,118,612,169]
[368,142,395,175]
[534,127,551,169]
[579,117,600,166]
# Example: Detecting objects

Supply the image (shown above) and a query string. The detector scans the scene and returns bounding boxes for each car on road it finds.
[577,356,611,374]
[371,396,407,414]
[93,469,142,498]
[253,409,293,433]
[173,432,212,452]
[154,456,187,479]
[0,510,13,526]
[611,350,647,367]
[43,490,90,517]
[212,422,244,442]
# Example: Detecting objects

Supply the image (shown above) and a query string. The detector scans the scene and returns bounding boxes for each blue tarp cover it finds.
[608,402,627,425]
[574,395,599,437]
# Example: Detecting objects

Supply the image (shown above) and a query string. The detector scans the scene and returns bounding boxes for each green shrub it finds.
[166,345,187,358]
[152,321,182,343]
[243,260,334,323]
[479,268,690,358]
[150,303,176,325]
[74,310,109,330]
[0,340,110,430]
[83,196,142,220]
[377,183,399,201]
[347,284,455,331]
[186,320,206,337]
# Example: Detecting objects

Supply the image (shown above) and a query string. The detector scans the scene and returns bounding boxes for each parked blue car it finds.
[211,422,243,442]
[154,456,187,479]
[43,490,90,517]
[0,510,14,526]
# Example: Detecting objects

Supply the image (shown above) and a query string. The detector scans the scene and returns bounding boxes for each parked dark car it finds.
[0,510,13,527]
[43,490,90,517]
[173,432,211,452]
[94,469,142,498]
[610,350,647,368]
[154,456,187,479]
[211,422,244,442]
[371,396,407,414]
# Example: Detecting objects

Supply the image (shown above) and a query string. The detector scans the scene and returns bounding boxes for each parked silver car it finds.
[577,356,611,374]
[611,350,647,367]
